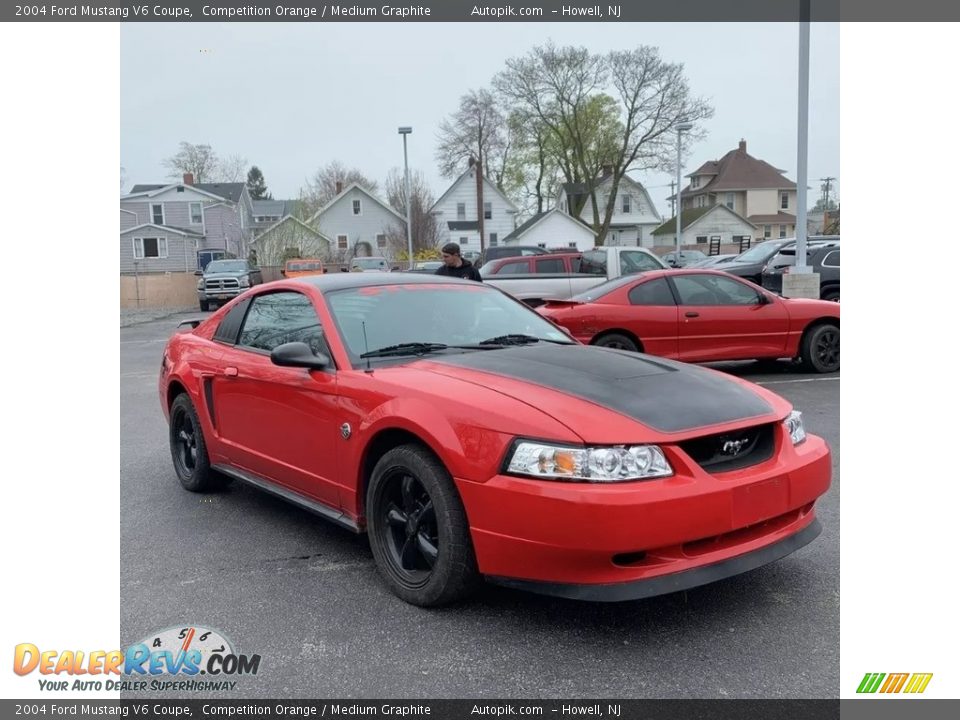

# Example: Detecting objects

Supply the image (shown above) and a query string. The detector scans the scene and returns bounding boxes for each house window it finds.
[337,234,348,249]
[459,236,469,245]
[133,237,168,259]
[484,202,492,220]
[189,202,202,225]
[725,193,735,210]
[764,225,772,238]
[696,236,707,244]
[376,234,386,248]
[489,233,498,246]
[622,195,631,213]
[151,204,164,225]
[537,243,547,249]
[691,177,700,189]
[352,199,362,216]
[781,192,789,209]
[457,203,466,220]
[568,242,577,248]
[779,226,787,238]
[696,195,706,208]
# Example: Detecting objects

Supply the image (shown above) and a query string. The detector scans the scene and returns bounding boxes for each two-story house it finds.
[672,139,798,242]
[429,162,519,252]
[251,199,302,239]
[558,171,662,247]
[120,173,254,273]
[306,182,406,259]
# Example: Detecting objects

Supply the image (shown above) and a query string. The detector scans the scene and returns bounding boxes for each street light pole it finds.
[398,126,414,270]
[675,122,694,265]
[795,4,811,270]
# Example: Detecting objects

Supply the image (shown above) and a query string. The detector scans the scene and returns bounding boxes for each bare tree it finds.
[120,165,127,192]
[254,219,331,267]
[218,153,249,183]
[299,161,379,218]
[383,168,441,256]
[435,89,510,188]
[163,142,219,183]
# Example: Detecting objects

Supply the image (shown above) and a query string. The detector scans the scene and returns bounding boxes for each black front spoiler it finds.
[487,517,822,602]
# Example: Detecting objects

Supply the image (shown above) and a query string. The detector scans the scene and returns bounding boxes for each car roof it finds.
[291,272,482,293]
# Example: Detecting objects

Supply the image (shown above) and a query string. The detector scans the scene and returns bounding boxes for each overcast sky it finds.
[121,22,839,218]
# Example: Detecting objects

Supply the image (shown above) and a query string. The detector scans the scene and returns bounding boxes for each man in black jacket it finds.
[435,242,483,282]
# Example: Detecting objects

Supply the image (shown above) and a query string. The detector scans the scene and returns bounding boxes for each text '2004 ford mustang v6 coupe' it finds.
[159,274,832,606]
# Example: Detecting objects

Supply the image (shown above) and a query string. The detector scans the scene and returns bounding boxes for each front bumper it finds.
[198,289,242,302]
[455,432,831,598]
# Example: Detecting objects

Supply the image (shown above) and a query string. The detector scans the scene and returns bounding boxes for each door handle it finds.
[223,367,238,377]
[685,311,700,318]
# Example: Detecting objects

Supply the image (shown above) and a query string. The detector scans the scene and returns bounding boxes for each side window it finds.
[569,257,582,273]
[237,292,328,356]
[672,274,761,306]
[628,278,676,306]
[213,298,251,345]
[620,251,662,275]
[580,250,608,276]
[535,258,565,273]
[822,250,840,267]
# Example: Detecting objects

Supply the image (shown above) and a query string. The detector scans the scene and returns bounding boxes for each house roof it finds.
[252,215,331,244]
[119,223,203,237]
[447,221,480,231]
[651,205,756,236]
[125,182,244,203]
[747,212,797,225]
[429,165,520,214]
[307,182,407,226]
[503,209,598,243]
[682,140,796,195]
[252,199,287,216]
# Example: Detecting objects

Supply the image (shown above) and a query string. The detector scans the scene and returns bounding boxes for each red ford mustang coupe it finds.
[538,269,840,373]
[159,274,832,606]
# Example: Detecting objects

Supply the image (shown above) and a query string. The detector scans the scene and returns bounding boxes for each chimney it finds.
[738,139,747,154]
[182,172,194,186]
[475,157,485,254]
[335,181,343,195]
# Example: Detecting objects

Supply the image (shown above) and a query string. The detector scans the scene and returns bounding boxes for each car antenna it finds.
[362,320,372,372]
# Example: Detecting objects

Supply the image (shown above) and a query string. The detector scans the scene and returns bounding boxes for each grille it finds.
[205,279,240,291]
[679,423,775,473]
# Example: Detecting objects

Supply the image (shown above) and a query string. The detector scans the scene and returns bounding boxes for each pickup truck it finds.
[483,246,668,307]
[196,259,263,311]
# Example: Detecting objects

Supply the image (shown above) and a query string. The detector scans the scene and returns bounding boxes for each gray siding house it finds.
[119,175,254,273]
[306,183,406,259]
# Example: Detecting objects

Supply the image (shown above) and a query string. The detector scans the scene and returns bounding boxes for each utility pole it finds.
[819,176,836,208]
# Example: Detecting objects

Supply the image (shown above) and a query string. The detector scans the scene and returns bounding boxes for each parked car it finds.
[350,257,391,273]
[414,260,443,271]
[476,245,551,268]
[538,268,840,373]
[282,258,325,278]
[661,250,708,268]
[722,236,839,286]
[686,254,738,268]
[484,246,667,307]
[761,243,840,302]
[162,273,831,607]
[479,252,582,277]
[196,259,263,311]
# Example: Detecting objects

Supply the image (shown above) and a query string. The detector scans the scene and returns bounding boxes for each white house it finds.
[429,163,519,252]
[651,204,757,247]
[307,182,406,259]
[558,172,662,247]
[502,209,597,251]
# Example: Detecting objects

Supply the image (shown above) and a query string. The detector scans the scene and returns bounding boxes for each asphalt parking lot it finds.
[120,312,839,699]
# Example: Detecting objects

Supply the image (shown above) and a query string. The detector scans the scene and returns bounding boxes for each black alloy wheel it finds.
[380,472,439,587]
[800,323,840,373]
[168,394,224,492]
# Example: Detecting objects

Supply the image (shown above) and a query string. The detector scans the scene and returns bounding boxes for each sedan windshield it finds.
[326,283,573,364]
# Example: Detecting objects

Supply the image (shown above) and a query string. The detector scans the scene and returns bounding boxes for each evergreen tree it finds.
[246,166,271,200]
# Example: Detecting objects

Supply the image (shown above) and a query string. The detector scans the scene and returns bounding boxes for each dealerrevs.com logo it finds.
[857,673,933,694]
[13,625,261,692]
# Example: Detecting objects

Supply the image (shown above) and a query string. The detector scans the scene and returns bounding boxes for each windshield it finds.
[733,241,783,264]
[205,260,248,273]
[326,283,573,365]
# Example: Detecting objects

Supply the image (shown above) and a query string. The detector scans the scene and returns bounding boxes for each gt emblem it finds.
[721,438,749,456]
[340,423,352,440]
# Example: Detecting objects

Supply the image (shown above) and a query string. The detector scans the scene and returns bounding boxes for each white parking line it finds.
[757,376,840,386]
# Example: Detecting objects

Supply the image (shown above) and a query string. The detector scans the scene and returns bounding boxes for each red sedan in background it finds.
[538,269,840,373]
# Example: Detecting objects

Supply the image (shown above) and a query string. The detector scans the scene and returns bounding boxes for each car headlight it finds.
[505,441,672,482]
[197,279,205,290]
[784,410,806,445]
[238,276,250,288]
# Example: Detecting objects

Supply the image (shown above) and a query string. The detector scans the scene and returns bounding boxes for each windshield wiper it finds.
[479,334,573,346]
[359,342,501,359]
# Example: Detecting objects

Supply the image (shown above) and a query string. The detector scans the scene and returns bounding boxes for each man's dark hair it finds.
[441,242,461,256]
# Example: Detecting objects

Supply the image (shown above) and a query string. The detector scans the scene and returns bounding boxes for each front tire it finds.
[594,333,639,352]
[199,300,210,311]
[821,287,840,302]
[366,445,480,607]
[169,393,225,492]
[800,323,840,373]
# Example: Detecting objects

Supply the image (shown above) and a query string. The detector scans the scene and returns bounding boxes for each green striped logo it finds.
[857,672,933,694]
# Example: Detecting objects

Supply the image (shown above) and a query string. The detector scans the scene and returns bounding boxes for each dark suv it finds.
[722,236,839,286]
[761,242,840,301]
[196,259,263,311]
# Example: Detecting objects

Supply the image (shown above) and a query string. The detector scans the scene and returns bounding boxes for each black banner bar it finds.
[6,0,960,22]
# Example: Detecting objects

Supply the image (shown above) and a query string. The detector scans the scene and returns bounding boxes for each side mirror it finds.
[270,342,330,370]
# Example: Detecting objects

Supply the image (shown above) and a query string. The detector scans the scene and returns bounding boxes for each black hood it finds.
[430,344,773,433]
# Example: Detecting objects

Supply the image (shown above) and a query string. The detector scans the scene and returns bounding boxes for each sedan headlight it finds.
[506,441,672,482]
[784,410,806,445]
[197,279,205,290]
[238,275,250,288]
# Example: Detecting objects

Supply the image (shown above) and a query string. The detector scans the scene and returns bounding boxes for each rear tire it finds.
[594,333,639,352]
[800,323,840,373]
[169,394,226,492]
[366,445,480,607]
[821,287,840,302]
